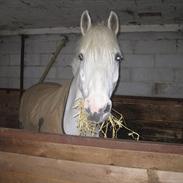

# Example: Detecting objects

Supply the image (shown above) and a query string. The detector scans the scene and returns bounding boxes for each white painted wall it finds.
[0,31,183,98]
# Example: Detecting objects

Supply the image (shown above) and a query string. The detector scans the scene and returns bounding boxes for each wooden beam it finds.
[1,151,183,183]
[0,89,183,142]
[0,151,149,183]
[112,96,183,124]
[0,24,182,36]
[0,128,183,154]
[20,35,25,98]
[0,128,183,172]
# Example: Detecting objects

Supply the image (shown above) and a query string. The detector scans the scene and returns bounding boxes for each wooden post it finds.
[39,36,68,83]
[20,35,25,98]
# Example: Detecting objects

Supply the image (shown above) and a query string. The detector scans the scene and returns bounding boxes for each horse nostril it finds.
[85,107,91,114]
[104,104,111,113]
[87,112,100,122]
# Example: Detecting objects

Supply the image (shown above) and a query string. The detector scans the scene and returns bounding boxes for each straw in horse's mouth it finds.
[73,98,140,140]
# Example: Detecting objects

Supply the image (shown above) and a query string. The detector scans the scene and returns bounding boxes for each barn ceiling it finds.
[0,0,183,31]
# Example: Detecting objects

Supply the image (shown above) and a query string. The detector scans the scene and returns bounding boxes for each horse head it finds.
[72,10,123,123]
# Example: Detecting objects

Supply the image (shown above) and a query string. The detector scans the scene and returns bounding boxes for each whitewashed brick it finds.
[152,82,183,98]
[24,66,42,78]
[0,66,9,77]
[120,68,131,81]
[8,78,20,89]
[24,78,39,89]
[24,66,56,79]
[27,34,65,42]
[0,66,20,77]
[56,66,73,79]
[40,53,74,67]
[0,42,21,54]
[115,82,153,96]
[175,70,183,82]
[38,41,57,54]
[61,41,77,54]
[8,66,20,77]
[123,54,154,67]
[1,33,183,99]
[134,40,176,54]
[0,54,9,65]
[25,40,57,54]
[0,77,8,88]
[60,34,79,43]
[25,54,41,66]
[0,36,20,43]
[119,40,135,54]
[56,53,74,66]
[9,54,20,66]
[40,54,51,66]
[0,36,20,54]
[46,67,57,79]
[177,40,183,53]
[131,68,174,82]
[155,54,183,68]
[120,32,183,41]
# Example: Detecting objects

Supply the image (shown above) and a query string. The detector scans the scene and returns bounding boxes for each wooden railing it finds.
[0,89,183,143]
[0,128,182,183]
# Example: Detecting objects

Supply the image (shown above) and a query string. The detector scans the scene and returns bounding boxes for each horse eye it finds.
[78,53,84,61]
[115,53,123,62]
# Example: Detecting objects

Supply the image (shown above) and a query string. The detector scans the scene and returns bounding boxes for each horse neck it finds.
[63,72,100,137]
[63,73,82,135]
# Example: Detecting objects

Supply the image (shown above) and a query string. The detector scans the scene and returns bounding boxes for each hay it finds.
[74,99,139,140]
[73,99,98,136]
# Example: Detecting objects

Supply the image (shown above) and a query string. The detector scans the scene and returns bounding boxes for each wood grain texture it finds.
[112,96,183,123]
[0,145,182,183]
[112,96,183,142]
[0,128,183,172]
[0,88,183,143]
[0,128,183,183]
[0,151,149,183]
[0,90,19,128]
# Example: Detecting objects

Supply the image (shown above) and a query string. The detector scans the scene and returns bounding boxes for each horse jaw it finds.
[63,74,100,137]
[63,76,81,136]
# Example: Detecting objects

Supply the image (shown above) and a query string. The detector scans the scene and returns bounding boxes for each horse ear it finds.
[107,11,119,35]
[80,10,92,35]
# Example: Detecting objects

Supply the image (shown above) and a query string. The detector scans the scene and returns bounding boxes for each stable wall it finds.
[0,31,183,98]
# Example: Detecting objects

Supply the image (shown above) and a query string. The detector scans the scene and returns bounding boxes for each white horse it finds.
[19,10,123,137]
[63,10,122,136]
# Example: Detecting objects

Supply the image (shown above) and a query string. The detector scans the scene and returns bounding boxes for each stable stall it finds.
[0,0,183,182]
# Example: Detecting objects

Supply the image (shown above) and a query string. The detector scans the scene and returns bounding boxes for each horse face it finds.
[79,62,119,123]
[73,10,123,123]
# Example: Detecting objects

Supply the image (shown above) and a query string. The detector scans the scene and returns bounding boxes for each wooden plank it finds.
[112,96,183,142]
[0,151,149,183]
[0,172,66,183]
[0,90,19,128]
[0,88,183,143]
[0,127,183,154]
[0,24,182,36]
[112,96,183,123]
[0,128,183,172]
[1,89,182,124]
[156,170,183,183]
[116,121,183,143]
[0,151,183,183]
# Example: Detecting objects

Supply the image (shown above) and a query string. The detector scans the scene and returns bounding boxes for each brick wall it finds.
[0,31,183,98]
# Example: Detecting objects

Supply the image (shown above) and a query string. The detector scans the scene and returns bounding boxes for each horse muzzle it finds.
[85,102,112,123]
